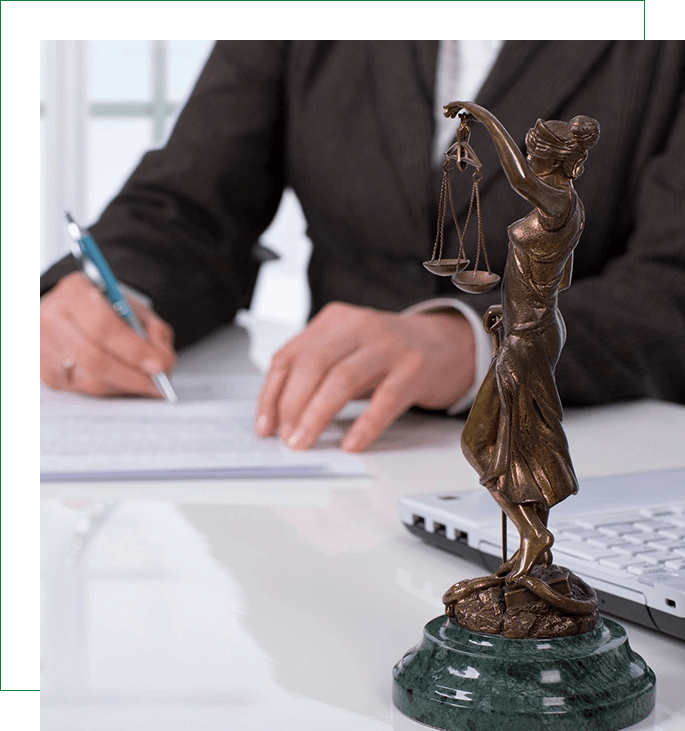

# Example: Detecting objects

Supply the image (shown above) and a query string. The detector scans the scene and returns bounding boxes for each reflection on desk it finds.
[41,319,685,730]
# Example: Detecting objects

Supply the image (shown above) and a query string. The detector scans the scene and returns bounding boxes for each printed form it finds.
[41,376,368,481]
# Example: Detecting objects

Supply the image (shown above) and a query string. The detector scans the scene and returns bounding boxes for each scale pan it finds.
[451,270,501,293]
[423,258,469,276]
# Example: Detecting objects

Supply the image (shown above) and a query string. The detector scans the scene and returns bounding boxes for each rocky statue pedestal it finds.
[393,616,655,731]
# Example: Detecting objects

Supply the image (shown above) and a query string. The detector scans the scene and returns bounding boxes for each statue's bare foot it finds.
[506,529,554,585]
[540,549,553,566]
[496,546,552,577]
[496,551,518,576]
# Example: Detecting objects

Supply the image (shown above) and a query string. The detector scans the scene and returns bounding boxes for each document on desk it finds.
[40,375,369,481]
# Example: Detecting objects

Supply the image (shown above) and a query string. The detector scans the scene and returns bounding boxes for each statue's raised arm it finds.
[444,101,598,224]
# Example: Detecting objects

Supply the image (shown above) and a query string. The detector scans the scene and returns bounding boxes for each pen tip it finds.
[64,211,74,223]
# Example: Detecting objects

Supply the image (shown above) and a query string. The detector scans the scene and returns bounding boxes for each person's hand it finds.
[41,272,176,397]
[255,302,475,452]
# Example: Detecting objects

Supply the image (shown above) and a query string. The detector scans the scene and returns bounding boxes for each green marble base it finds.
[393,616,655,731]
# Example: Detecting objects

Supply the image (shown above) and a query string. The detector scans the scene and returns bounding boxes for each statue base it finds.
[393,616,655,731]
[444,564,600,638]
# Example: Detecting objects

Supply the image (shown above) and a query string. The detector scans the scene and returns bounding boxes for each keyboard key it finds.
[626,564,665,576]
[672,547,685,558]
[554,542,617,562]
[588,536,636,549]
[633,519,676,532]
[638,507,678,518]
[646,540,685,552]
[638,572,685,591]
[660,529,685,541]
[640,552,673,564]
[625,532,663,544]
[597,522,642,536]
[611,544,652,556]
[578,512,643,528]
[632,547,661,555]
[598,556,641,570]
[561,529,608,540]
[664,559,685,571]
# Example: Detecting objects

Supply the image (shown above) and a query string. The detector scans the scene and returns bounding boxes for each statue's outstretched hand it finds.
[443,101,467,119]
[444,101,489,123]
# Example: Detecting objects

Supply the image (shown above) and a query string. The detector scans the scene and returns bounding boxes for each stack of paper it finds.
[40,376,368,481]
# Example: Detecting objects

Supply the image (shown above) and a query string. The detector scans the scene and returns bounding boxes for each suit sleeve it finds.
[555,88,685,405]
[40,41,288,349]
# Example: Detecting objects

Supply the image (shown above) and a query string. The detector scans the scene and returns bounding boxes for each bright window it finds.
[40,40,310,326]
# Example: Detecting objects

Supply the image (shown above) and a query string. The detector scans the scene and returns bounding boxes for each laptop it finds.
[399,468,685,640]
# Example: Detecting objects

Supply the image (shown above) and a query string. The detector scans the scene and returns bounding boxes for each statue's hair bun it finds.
[569,115,600,150]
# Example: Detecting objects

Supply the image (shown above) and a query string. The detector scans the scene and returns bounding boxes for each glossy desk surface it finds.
[41,318,685,730]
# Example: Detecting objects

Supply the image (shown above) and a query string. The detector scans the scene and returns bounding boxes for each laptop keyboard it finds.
[551,503,685,592]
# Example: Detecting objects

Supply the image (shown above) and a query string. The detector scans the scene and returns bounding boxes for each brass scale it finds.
[424,113,500,293]
[424,111,507,560]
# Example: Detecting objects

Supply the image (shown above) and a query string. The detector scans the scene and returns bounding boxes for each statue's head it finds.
[525,116,600,179]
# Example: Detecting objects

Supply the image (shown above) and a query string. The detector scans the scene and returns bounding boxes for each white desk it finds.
[41,317,685,730]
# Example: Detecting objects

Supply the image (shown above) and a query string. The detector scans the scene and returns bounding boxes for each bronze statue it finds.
[394,101,653,731]
[432,101,601,635]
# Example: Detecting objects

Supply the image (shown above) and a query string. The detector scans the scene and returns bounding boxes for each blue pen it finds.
[64,211,178,404]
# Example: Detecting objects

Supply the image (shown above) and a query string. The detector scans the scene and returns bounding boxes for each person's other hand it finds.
[255,302,475,452]
[41,272,176,397]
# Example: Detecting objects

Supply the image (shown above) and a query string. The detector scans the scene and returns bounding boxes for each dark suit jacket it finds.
[41,41,685,406]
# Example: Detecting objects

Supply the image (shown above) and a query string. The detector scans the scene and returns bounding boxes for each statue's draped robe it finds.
[462,193,581,507]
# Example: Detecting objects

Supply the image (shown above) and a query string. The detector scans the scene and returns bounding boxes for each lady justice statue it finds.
[439,101,602,626]
[393,101,655,731]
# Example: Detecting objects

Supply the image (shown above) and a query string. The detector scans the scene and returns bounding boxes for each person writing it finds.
[40,41,685,452]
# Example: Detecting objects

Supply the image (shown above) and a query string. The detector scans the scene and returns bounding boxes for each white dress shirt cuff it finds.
[402,297,493,415]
